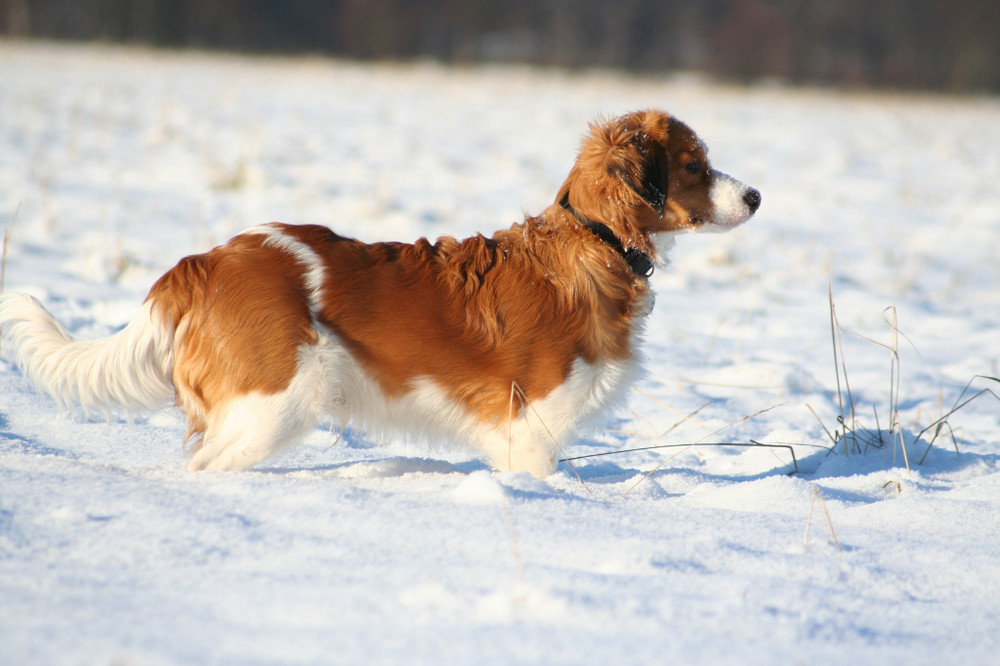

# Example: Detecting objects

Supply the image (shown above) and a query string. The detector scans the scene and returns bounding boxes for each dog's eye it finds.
[684,161,702,175]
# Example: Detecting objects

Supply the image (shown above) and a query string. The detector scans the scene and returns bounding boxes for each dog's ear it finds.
[613,137,668,216]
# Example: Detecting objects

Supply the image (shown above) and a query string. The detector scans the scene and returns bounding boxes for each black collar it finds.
[559,195,654,279]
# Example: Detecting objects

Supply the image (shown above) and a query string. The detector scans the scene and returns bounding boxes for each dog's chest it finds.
[533,352,641,431]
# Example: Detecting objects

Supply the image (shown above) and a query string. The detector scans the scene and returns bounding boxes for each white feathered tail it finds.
[0,293,175,415]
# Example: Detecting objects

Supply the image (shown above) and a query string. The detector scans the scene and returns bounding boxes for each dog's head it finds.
[556,109,760,256]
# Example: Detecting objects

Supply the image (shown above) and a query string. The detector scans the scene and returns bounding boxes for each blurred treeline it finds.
[3,0,997,92]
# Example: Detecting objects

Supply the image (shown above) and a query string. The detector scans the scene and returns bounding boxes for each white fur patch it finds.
[650,231,680,267]
[708,171,755,229]
[0,293,175,416]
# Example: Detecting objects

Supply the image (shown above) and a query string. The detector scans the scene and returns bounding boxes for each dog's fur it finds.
[0,109,760,477]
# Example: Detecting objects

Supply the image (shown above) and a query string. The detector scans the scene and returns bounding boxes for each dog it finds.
[0,109,760,477]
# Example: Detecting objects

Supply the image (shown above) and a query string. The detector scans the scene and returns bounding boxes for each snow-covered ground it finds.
[1,40,999,665]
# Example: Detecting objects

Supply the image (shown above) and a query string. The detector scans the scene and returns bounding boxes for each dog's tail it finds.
[0,293,176,415]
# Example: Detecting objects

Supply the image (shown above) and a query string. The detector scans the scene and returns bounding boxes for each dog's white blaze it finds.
[708,171,755,228]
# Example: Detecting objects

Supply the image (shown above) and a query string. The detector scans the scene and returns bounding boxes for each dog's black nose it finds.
[743,188,761,213]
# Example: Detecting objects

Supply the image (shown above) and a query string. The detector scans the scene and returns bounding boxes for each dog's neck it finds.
[558,194,654,279]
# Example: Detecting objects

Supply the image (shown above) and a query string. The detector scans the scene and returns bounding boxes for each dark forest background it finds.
[3,0,998,93]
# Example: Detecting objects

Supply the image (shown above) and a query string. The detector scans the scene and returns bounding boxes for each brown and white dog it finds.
[0,109,759,477]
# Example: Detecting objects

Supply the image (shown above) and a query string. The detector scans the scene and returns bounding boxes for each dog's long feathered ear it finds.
[613,136,668,217]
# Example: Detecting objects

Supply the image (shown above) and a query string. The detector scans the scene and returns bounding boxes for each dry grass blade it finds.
[896,422,911,473]
[828,285,847,455]
[621,444,695,496]
[916,376,1000,464]
[606,399,712,441]
[829,287,859,455]
[561,440,802,473]
[803,487,842,552]
[803,489,817,546]
[628,408,661,439]
[840,305,920,463]
[622,401,787,496]
[886,306,901,441]
[631,387,708,429]
[915,421,959,465]
[661,399,711,437]
[805,402,838,448]
[324,421,347,450]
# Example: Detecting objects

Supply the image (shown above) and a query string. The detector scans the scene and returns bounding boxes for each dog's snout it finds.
[743,188,761,213]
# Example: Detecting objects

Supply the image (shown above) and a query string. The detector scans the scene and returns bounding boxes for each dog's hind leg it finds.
[187,392,318,471]
[186,344,329,472]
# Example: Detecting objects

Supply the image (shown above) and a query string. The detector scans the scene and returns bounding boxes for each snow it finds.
[2,40,1000,665]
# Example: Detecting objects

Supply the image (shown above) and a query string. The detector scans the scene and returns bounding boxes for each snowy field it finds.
[1,40,1000,665]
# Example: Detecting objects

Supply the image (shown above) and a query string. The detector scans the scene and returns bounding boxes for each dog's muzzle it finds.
[709,172,761,228]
